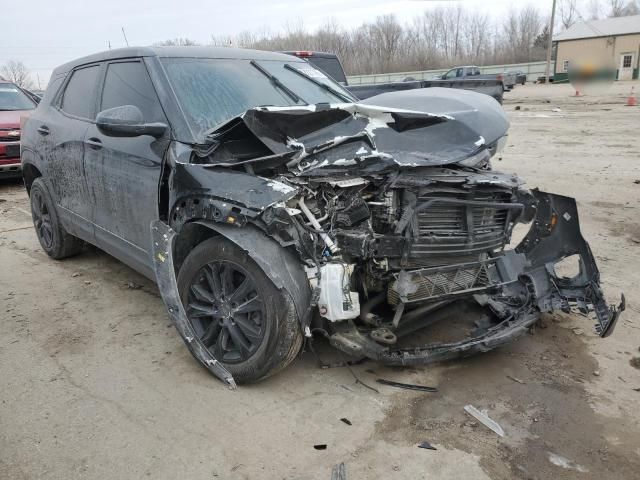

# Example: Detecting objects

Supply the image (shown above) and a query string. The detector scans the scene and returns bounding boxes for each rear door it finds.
[84,59,170,276]
[40,64,101,240]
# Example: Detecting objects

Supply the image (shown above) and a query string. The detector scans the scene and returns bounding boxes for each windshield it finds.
[161,58,356,139]
[0,84,36,111]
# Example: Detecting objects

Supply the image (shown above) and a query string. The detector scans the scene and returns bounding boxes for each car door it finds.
[83,59,170,277]
[38,64,101,241]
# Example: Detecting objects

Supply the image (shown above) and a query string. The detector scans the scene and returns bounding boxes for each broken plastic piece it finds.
[314,444,328,450]
[376,378,438,392]
[463,404,504,437]
[340,418,352,426]
[417,441,437,450]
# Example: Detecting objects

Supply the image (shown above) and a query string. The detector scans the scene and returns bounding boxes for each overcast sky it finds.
[4,0,525,87]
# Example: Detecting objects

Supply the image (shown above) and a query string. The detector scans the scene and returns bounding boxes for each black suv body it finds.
[21,47,623,386]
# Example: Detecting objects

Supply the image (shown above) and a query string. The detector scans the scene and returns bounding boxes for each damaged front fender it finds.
[151,220,237,388]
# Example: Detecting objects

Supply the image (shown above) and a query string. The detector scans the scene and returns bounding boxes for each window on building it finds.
[563,60,570,72]
[622,55,632,68]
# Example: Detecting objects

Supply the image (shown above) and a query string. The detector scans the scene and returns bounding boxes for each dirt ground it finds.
[1,81,639,480]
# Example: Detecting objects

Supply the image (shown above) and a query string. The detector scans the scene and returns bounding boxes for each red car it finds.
[0,80,37,178]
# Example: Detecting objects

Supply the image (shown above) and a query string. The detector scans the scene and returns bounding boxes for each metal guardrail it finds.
[346,61,552,85]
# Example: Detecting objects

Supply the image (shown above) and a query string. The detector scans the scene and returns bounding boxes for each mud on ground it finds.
[1,81,639,479]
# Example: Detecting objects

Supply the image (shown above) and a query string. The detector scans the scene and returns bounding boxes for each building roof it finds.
[554,15,640,41]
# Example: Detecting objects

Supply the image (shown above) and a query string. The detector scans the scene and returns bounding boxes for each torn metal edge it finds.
[150,220,237,389]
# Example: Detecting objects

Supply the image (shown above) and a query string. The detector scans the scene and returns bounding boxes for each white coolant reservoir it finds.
[307,263,361,321]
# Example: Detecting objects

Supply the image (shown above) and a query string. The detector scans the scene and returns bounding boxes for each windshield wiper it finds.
[284,63,353,103]
[250,60,304,104]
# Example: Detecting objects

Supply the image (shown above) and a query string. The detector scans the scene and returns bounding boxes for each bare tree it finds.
[204,7,548,76]
[559,0,580,28]
[587,0,604,19]
[608,0,627,15]
[0,60,34,89]
[155,38,199,46]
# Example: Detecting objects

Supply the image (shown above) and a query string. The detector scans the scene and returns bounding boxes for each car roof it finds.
[52,46,302,76]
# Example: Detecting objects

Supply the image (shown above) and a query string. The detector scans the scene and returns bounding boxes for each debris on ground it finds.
[71,272,80,277]
[331,462,346,480]
[507,375,525,384]
[340,418,352,426]
[463,405,505,437]
[631,237,640,244]
[593,370,600,376]
[314,444,327,450]
[417,441,437,450]
[126,281,142,290]
[376,378,438,392]
[630,357,640,369]
[572,327,584,335]
[548,452,588,473]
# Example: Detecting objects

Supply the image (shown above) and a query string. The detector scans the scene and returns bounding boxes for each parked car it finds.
[439,65,516,91]
[510,70,528,85]
[21,47,623,386]
[284,51,504,103]
[0,80,37,178]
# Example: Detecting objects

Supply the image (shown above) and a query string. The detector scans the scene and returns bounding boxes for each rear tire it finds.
[177,236,303,383]
[30,178,83,259]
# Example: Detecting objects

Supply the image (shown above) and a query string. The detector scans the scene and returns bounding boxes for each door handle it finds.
[37,125,50,136]
[85,137,103,150]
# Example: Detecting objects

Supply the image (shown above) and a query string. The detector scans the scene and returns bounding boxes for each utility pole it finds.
[545,0,557,83]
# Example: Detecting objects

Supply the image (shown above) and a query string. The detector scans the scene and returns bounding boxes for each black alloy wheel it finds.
[186,261,266,364]
[31,188,54,250]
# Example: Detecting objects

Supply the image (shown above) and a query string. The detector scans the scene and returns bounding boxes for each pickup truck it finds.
[283,51,504,104]
[439,65,516,91]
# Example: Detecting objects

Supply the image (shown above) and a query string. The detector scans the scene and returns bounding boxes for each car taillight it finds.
[295,51,313,57]
[497,74,503,81]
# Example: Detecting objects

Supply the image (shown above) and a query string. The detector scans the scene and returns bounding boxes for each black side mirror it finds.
[96,105,167,138]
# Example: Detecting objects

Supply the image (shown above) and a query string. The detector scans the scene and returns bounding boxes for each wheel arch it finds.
[174,220,312,330]
[22,162,43,195]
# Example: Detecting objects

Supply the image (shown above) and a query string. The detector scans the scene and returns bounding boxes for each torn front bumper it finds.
[150,221,237,388]
[330,190,624,365]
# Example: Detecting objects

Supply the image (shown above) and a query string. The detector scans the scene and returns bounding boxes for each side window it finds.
[456,68,463,77]
[60,65,100,119]
[100,61,164,123]
[445,69,456,79]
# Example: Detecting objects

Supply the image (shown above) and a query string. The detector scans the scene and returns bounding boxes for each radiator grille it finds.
[409,189,513,258]
[388,260,497,304]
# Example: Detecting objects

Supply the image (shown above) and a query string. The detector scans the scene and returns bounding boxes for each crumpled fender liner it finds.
[192,220,313,330]
[515,190,624,337]
[151,220,237,388]
[329,308,540,366]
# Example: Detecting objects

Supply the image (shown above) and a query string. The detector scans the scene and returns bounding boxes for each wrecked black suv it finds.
[21,47,623,386]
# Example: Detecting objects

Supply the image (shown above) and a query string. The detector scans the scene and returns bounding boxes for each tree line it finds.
[2,0,639,88]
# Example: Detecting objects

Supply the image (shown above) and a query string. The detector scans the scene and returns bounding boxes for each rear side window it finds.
[60,65,100,119]
[100,61,164,122]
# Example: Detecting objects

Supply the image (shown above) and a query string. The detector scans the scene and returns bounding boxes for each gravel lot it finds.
[1,81,639,480]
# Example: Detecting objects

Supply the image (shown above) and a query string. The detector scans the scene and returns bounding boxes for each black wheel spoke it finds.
[204,264,223,301]
[234,296,262,314]
[227,321,251,353]
[191,284,215,303]
[188,301,218,318]
[234,315,262,341]
[200,320,221,347]
[220,265,234,298]
[229,277,252,304]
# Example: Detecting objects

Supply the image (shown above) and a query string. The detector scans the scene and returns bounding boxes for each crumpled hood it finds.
[200,88,509,175]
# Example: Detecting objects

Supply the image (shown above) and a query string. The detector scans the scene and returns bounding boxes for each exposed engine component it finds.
[307,263,360,321]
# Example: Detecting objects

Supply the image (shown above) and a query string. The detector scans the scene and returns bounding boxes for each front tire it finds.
[177,236,303,383]
[30,178,83,259]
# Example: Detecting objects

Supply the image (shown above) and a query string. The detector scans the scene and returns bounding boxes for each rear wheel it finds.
[177,236,303,383]
[30,178,83,259]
